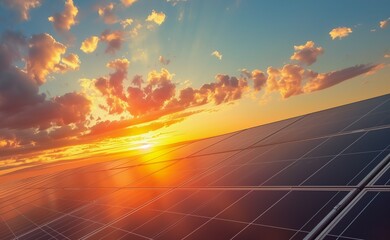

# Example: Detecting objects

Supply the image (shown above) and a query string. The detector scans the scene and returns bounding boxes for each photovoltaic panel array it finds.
[0,93,389,240]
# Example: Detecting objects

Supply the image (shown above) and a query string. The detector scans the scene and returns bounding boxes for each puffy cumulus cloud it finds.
[0,32,91,132]
[211,50,222,60]
[290,41,324,66]
[48,0,78,32]
[97,3,117,24]
[26,33,77,84]
[100,29,124,54]
[251,69,267,91]
[1,0,41,21]
[146,10,166,25]
[329,27,352,40]
[121,0,138,7]
[385,54,390,58]
[380,18,389,29]
[120,18,134,28]
[210,74,249,104]
[80,36,99,53]
[266,64,305,98]
[95,58,130,114]
[304,64,385,93]
[127,68,176,116]
[159,55,170,65]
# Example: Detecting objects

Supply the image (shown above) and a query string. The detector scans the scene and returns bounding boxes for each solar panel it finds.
[1,94,390,240]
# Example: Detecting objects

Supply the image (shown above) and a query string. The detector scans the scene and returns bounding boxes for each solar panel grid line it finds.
[309,152,390,239]
[345,150,390,186]
[13,207,61,240]
[356,150,390,188]
[185,145,279,187]
[334,192,380,240]
[145,208,312,238]
[297,133,368,186]
[303,190,359,240]
[221,190,292,240]
[259,137,332,186]
[339,96,390,133]
[367,152,390,186]
[131,190,226,238]
[12,161,179,240]
[79,151,253,239]
[288,192,346,240]
[0,216,16,239]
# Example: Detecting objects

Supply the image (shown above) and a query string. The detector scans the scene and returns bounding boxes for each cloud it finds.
[120,18,134,28]
[60,53,80,70]
[130,23,143,37]
[329,27,352,40]
[146,10,166,25]
[97,3,117,24]
[26,33,77,84]
[95,58,130,114]
[159,55,170,65]
[385,54,390,58]
[266,64,305,98]
[80,36,99,53]
[251,69,267,91]
[211,50,222,60]
[290,41,324,66]
[304,64,385,93]
[166,0,187,6]
[380,18,389,29]
[24,33,80,85]
[100,29,124,54]
[1,0,41,21]
[121,0,138,7]
[48,0,78,32]
[0,32,91,131]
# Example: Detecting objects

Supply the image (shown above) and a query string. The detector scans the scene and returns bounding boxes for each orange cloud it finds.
[80,36,99,53]
[97,3,117,24]
[146,10,166,25]
[27,33,77,84]
[266,64,305,98]
[304,64,384,92]
[380,18,389,29]
[252,69,267,91]
[48,0,78,32]
[100,29,124,54]
[60,53,80,70]
[1,0,41,21]
[329,27,352,40]
[290,41,324,66]
[121,0,138,7]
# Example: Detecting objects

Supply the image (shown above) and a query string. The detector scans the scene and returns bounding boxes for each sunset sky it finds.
[0,0,389,171]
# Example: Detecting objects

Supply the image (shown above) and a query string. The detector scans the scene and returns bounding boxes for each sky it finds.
[0,0,389,172]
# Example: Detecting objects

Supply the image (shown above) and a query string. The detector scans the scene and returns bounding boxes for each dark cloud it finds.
[100,29,124,54]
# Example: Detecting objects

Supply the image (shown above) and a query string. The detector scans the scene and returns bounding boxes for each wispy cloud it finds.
[1,0,42,21]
